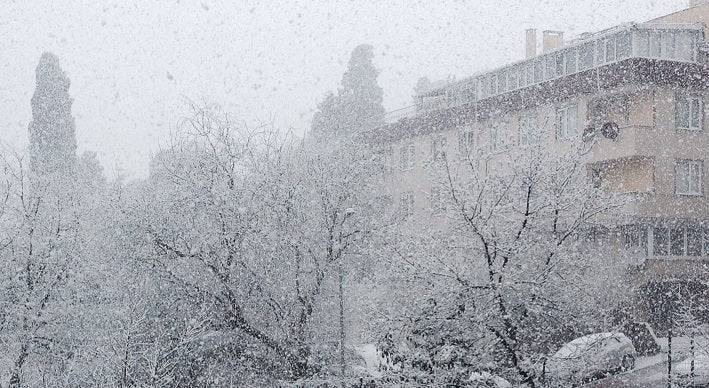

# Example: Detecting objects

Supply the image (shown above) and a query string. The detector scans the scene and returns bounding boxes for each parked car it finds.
[673,354,709,387]
[545,332,637,385]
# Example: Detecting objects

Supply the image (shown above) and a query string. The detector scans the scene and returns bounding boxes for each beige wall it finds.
[651,4,709,36]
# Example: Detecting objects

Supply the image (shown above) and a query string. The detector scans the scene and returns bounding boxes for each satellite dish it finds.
[582,126,596,142]
[601,122,620,140]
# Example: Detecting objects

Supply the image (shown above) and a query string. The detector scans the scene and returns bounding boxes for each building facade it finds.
[366,3,709,328]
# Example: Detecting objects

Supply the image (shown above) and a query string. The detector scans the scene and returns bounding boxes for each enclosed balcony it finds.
[411,22,705,117]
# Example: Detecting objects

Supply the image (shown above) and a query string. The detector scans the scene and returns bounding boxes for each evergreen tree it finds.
[310,44,385,138]
[28,52,78,175]
[338,44,385,131]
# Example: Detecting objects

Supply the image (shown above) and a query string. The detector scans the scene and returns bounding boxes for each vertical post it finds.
[667,328,672,388]
[690,331,695,383]
[339,261,346,388]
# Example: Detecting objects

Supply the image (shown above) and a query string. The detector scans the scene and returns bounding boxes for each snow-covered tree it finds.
[377,147,630,386]
[311,44,385,139]
[28,53,78,175]
[125,103,378,384]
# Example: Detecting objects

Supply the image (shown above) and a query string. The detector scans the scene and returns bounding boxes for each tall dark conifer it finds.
[310,44,385,138]
[28,52,77,175]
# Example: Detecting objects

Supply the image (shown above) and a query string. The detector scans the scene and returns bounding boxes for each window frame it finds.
[557,103,579,141]
[675,159,703,196]
[676,94,704,132]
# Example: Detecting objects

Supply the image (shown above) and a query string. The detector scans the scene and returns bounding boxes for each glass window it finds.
[519,111,539,145]
[565,49,577,74]
[616,32,632,58]
[654,227,668,255]
[499,71,507,92]
[557,104,578,140]
[676,160,703,196]
[676,95,703,131]
[399,143,415,171]
[556,52,565,75]
[400,192,414,218]
[526,64,534,86]
[546,56,557,79]
[490,75,498,95]
[490,122,502,152]
[458,126,475,154]
[676,32,693,61]
[662,32,676,59]
[430,186,446,214]
[579,43,594,70]
[596,40,604,64]
[431,136,447,162]
[650,31,662,57]
[687,227,702,256]
[670,227,684,255]
[605,37,616,62]
[509,69,518,90]
[635,31,650,57]
[623,225,648,255]
[534,60,543,83]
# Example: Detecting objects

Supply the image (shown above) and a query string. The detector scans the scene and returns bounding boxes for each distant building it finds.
[366,3,709,331]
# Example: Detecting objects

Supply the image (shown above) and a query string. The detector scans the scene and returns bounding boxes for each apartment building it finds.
[365,3,709,328]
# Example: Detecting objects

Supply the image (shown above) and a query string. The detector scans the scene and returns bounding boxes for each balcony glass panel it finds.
[579,42,594,70]
[662,32,676,59]
[565,48,577,74]
[616,31,632,58]
[634,31,649,57]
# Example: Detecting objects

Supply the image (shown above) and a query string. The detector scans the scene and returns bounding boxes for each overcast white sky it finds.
[0,0,685,178]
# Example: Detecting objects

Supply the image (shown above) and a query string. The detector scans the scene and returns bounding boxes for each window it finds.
[676,160,703,196]
[635,31,649,57]
[653,226,668,255]
[662,32,676,59]
[400,192,414,218]
[545,56,557,80]
[650,31,662,57]
[458,126,475,154]
[670,227,684,255]
[654,225,707,257]
[579,43,594,70]
[519,112,539,145]
[399,143,416,171]
[557,104,578,141]
[623,225,647,255]
[687,227,702,256]
[565,49,577,74]
[596,40,606,64]
[377,146,394,173]
[676,32,695,61]
[431,136,447,162]
[490,121,510,152]
[375,195,393,215]
[430,186,446,214]
[676,95,703,131]
[616,32,632,59]
[534,60,543,83]
[509,69,519,90]
[604,38,616,62]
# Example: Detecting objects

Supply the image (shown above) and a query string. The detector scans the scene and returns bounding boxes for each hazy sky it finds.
[0,0,684,178]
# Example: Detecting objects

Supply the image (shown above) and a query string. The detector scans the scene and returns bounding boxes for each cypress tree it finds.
[28,52,77,175]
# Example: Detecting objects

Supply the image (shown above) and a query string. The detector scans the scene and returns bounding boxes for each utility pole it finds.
[339,260,346,388]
